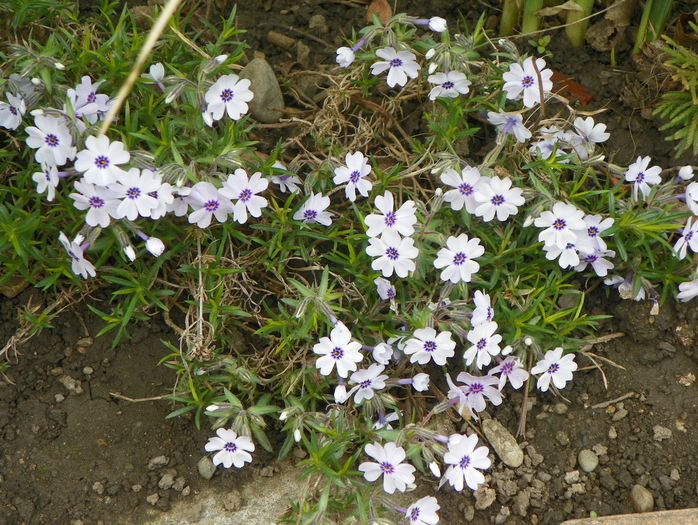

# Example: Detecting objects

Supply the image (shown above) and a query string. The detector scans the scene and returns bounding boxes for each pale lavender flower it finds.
[433,234,484,283]
[58,232,96,279]
[464,321,501,369]
[270,161,302,193]
[347,363,388,404]
[489,356,529,390]
[366,231,419,278]
[427,71,471,100]
[674,218,698,260]
[0,93,26,130]
[530,347,577,392]
[455,371,502,414]
[575,249,615,277]
[575,214,614,252]
[145,236,165,257]
[604,274,646,301]
[204,428,254,468]
[529,125,569,161]
[219,168,269,224]
[487,111,531,142]
[336,47,355,68]
[313,322,363,378]
[112,168,160,220]
[471,290,494,326]
[441,166,482,213]
[535,201,586,249]
[373,411,400,430]
[403,327,455,366]
[543,241,580,269]
[405,495,440,525]
[32,164,59,201]
[148,182,175,220]
[374,277,396,301]
[66,76,112,124]
[25,115,77,166]
[365,191,417,238]
[186,181,233,228]
[502,56,553,108]
[678,278,698,302]
[69,180,120,227]
[442,433,491,491]
[333,151,372,202]
[678,165,694,181]
[204,74,254,124]
[294,192,332,225]
[473,175,525,222]
[412,372,430,392]
[685,182,698,215]
[74,135,130,186]
[624,156,662,200]
[569,116,609,159]
[167,187,191,217]
[372,342,394,365]
[370,47,420,88]
[141,62,165,90]
[358,442,415,494]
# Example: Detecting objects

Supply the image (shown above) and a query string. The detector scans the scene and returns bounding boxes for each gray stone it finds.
[146,493,160,506]
[578,449,599,472]
[92,481,105,495]
[239,58,284,123]
[463,504,475,521]
[495,505,511,524]
[653,424,672,441]
[197,456,216,480]
[513,490,530,516]
[158,472,175,490]
[482,418,524,468]
[474,486,497,510]
[564,470,580,484]
[172,476,186,492]
[556,431,570,446]
[147,455,169,470]
[631,484,654,512]
[612,407,628,421]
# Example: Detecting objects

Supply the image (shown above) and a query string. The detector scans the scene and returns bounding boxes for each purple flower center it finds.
[442,80,454,89]
[423,340,437,353]
[359,379,372,389]
[126,187,141,200]
[87,92,96,103]
[44,134,59,147]
[349,170,360,184]
[587,226,599,237]
[502,117,518,134]
[453,252,467,265]
[94,155,110,169]
[687,232,694,242]
[379,461,395,474]
[458,183,473,196]
[636,172,645,183]
[331,347,344,360]
[459,455,471,469]
[410,507,420,521]
[552,218,566,230]
[500,361,514,375]
[469,382,483,394]
[149,190,158,199]
[303,209,317,220]
[476,338,487,350]
[223,442,237,453]
[565,242,575,250]
[67,248,79,261]
[389,58,403,68]
[238,188,252,202]
[584,254,598,263]
[547,362,560,374]
[220,88,234,102]
[386,288,395,299]
[384,211,397,227]
[88,196,105,209]
[491,194,504,206]
[204,199,219,211]
[385,247,399,260]
[9,106,17,115]
[521,75,534,88]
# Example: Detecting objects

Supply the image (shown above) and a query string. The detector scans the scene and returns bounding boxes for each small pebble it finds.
[564,470,580,484]
[197,456,216,480]
[82,366,94,376]
[578,449,599,472]
[608,426,618,439]
[222,490,243,511]
[631,484,654,512]
[181,486,191,497]
[54,394,65,403]
[146,493,160,506]
[131,484,142,493]
[612,408,628,421]
[158,472,175,490]
[474,486,497,510]
[147,455,169,471]
[653,424,672,441]
[552,402,569,415]
[92,481,104,495]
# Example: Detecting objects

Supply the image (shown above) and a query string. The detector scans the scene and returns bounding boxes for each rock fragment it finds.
[239,58,284,123]
[147,455,169,471]
[197,456,216,480]
[482,418,524,468]
[578,449,599,472]
[631,484,654,512]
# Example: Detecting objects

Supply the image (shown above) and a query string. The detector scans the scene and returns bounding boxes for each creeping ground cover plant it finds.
[0,2,696,523]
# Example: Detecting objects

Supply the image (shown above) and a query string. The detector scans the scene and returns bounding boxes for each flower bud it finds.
[429,461,441,477]
[279,409,289,421]
[425,47,436,60]
[123,245,136,262]
[293,428,301,442]
[679,165,694,181]
[336,46,355,68]
[145,236,165,257]
[215,54,228,64]
[54,62,65,70]
[31,77,41,86]
[428,16,447,32]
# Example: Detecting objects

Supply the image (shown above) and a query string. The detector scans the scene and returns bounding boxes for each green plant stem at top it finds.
[522,0,544,34]
[500,0,522,36]
[564,0,594,47]
[633,0,674,54]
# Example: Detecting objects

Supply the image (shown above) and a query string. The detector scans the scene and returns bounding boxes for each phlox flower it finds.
[433,234,484,284]
[674,218,698,260]
[575,249,615,277]
[372,342,394,365]
[370,47,420,88]
[0,93,26,130]
[374,277,396,301]
[74,135,130,186]
[185,181,233,228]
[204,74,253,124]
[148,182,175,220]
[405,496,440,525]
[471,290,494,326]
[373,411,400,430]
[313,322,363,378]
[366,231,419,278]
[529,125,569,161]
[441,166,482,213]
[473,175,525,222]
[489,356,529,390]
[502,56,553,108]
[219,169,268,224]
[145,236,165,257]
[112,168,161,220]
[293,192,332,225]
[534,201,586,249]
[679,165,694,181]
[58,232,96,279]
[142,62,165,90]
[32,164,59,201]
[445,373,471,418]
[543,241,580,269]
[270,161,302,193]
[604,274,646,301]
[403,327,455,366]
[428,16,447,32]
[204,428,254,469]
[575,214,614,252]
[427,71,471,100]
[678,278,698,302]
[569,116,609,159]
[25,115,77,166]
[333,151,372,202]
[487,111,531,142]
[412,372,430,392]
[69,180,120,227]
[685,182,698,215]
[358,442,415,494]
[442,434,491,491]
[464,321,501,369]
[66,76,112,124]
[454,371,502,414]
[530,347,577,392]
[168,186,191,217]
[365,191,417,237]
[347,363,388,404]
[624,155,662,200]
[336,47,355,68]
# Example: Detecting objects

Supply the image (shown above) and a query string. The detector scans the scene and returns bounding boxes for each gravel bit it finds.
[147,455,169,470]
[653,424,672,441]
[608,426,618,439]
[58,375,83,395]
[494,505,511,524]
[564,470,580,484]
[158,472,175,490]
[223,489,243,511]
[91,481,105,495]
[552,402,569,414]
[463,504,475,521]
[239,58,285,123]
[513,489,531,516]
[612,407,628,421]
[578,449,599,472]
[555,431,570,446]
[474,486,497,510]
[482,418,524,468]
[131,484,142,493]
[172,476,186,492]
[631,484,654,512]
[197,456,216,480]
[146,493,160,506]
[526,445,544,466]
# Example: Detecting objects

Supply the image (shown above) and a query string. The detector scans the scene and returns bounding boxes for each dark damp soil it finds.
[2,1,697,524]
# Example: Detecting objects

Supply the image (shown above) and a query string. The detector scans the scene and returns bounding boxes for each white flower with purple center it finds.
[365,191,417,237]
[442,433,491,492]
[673,218,698,260]
[32,164,59,201]
[404,327,456,366]
[148,182,175,220]
[358,441,415,494]
[487,111,532,142]
[374,277,396,301]
[270,161,302,193]
[58,232,96,279]
[293,192,332,226]
[347,363,388,404]
[678,278,698,302]
[473,175,525,222]
[370,47,421,88]
[530,347,577,392]
[575,249,615,277]
[569,116,609,159]
[204,74,254,124]
[405,495,440,525]
[185,181,233,228]
[464,321,502,369]
[0,93,26,130]
[454,371,503,414]
[529,125,569,161]
[219,168,268,224]
[575,214,614,252]
[333,151,372,202]
[313,322,363,378]
[25,115,77,167]
[433,234,484,284]
[535,201,586,249]
[112,168,160,220]
[204,428,255,469]
[69,180,120,227]
[74,135,130,186]
[66,76,112,124]
[366,230,419,278]
[427,71,471,100]
[441,166,482,213]
[489,356,529,390]
[167,186,191,217]
[471,290,494,326]
[543,241,580,269]
[502,56,553,108]
[624,155,662,200]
